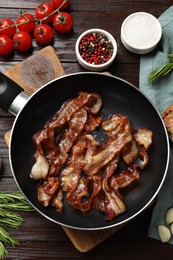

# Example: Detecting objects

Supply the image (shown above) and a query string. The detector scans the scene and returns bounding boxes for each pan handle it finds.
[0,71,29,115]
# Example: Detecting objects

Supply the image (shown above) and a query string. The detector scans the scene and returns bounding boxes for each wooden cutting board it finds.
[4,46,123,252]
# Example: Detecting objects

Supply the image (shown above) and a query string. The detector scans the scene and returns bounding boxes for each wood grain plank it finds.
[4,46,65,95]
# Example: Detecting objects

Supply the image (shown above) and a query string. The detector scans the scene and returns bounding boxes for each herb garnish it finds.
[0,191,34,258]
[148,54,173,83]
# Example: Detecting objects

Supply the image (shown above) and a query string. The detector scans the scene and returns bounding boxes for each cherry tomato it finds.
[16,13,35,33]
[13,31,32,52]
[34,24,54,44]
[35,2,55,24]
[53,12,73,33]
[0,35,13,56]
[50,0,70,10]
[0,18,16,37]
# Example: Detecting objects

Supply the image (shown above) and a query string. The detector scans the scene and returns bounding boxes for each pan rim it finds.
[9,72,170,230]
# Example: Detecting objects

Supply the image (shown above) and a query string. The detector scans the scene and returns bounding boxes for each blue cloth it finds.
[140,6,173,243]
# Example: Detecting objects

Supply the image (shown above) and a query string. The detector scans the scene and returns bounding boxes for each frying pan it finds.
[0,71,170,230]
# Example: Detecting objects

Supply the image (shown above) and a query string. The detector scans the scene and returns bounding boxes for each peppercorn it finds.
[79,33,113,65]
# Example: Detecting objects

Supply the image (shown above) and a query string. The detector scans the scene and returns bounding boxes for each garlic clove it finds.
[158,225,171,243]
[170,223,173,235]
[166,207,173,224]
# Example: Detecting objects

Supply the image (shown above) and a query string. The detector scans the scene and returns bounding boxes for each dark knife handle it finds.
[0,71,23,112]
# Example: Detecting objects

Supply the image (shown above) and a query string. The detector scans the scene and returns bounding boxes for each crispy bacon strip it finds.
[102,114,123,136]
[133,127,153,150]
[100,155,127,220]
[133,128,152,169]
[30,92,153,221]
[84,113,102,132]
[37,181,52,207]
[30,92,102,180]
[61,135,87,192]
[30,152,49,180]
[51,189,64,212]
[44,92,102,130]
[121,140,138,165]
[83,115,132,175]
[61,135,102,214]
[37,176,60,204]
[31,108,88,180]
[43,177,60,195]
[110,165,140,191]
[66,175,102,214]
[47,108,88,176]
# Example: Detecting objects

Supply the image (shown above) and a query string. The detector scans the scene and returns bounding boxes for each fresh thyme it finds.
[0,191,34,258]
[148,54,173,83]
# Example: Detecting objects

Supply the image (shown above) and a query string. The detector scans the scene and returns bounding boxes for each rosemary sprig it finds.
[0,192,34,211]
[0,226,19,247]
[148,54,173,83]
[0,209,24,229]
[0,191,34,258]
[0,242,8,259]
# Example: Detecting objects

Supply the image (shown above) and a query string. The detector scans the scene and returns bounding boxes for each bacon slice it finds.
[37,179,63,212]
[43,177,60,195]
[133,128,153,150]
[51,189,64,212]
[83,115,132,175]
[61,135,87,192]
[30,92,102,180]
[31,108,88,180]
[44,92,102,129]
[30,152,49,180]
[47,108,88,176]
[84,113,102,132]
[100,155,127,220]
[37,181,52,207]
[66,175,102,214]
[30,92,153,222]
[121,140,138,165]
[110,165,140,191]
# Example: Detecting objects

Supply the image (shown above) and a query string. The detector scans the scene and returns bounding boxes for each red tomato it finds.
[0,35,13,56]
[13,31,32,52]
[53,12,73,33]
[0,18,16,37]
[50,0,70,10]
[16,13,35,33]
[34,24,54,44]
[35,2,55,24]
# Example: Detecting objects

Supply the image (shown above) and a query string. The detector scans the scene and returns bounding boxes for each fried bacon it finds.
[30,92,102,180]
[61,135,87,192]
[66,175,102,214]
[47,108,88,177]
[133,127,153,149]
[83,115,132,176]
[91,156,126,220]
[30,92,153,221]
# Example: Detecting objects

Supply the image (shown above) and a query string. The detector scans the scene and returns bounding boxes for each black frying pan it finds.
[0,71,170,230]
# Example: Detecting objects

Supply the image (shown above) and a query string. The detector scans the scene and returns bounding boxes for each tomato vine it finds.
[0,0,73,56]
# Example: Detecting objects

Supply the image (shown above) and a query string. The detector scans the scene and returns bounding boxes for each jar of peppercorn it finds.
[75,29,117,71]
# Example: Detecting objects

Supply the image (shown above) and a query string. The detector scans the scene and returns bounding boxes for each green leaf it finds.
[0,191,35,258]
[0,192,34,211]
[0,241,8,258]
[148,54,173,83]
[0,226,19,247]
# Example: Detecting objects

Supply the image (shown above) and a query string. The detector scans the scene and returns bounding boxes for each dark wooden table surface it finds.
[0,0,173,259]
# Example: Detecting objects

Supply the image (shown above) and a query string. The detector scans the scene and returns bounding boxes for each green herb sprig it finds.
[148,54,173,83]
[0,191,34,258]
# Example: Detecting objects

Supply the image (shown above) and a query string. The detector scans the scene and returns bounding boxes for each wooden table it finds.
[0,0,173,259]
